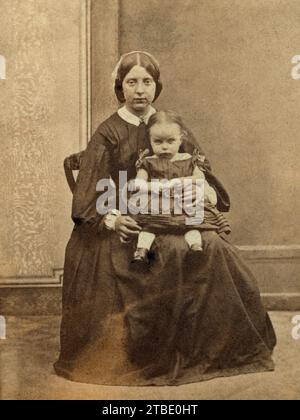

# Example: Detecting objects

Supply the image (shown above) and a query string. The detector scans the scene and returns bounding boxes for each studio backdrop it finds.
[0,0,299,313]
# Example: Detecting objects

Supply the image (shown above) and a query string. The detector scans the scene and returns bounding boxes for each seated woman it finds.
[54,51,276,386]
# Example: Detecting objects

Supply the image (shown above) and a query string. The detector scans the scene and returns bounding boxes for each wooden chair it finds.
[63,151,85,193]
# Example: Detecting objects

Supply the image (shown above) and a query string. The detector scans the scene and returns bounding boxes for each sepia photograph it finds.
[0,0,300,402]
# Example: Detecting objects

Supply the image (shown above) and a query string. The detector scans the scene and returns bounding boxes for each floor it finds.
[0,312,299,400]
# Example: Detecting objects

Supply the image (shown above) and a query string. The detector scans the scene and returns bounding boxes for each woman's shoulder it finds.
[91,112,126,148]
[171,153,193,162]
[94,112,124,135]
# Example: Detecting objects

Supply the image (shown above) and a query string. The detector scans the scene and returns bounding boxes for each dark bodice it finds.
[71,112,230,227]
[140,155,195,180]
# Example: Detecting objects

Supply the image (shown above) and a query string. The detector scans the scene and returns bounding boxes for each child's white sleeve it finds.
[204,181,218,206]
[136,168,149,181]
[193,166,217,206]
[192,166,205,179]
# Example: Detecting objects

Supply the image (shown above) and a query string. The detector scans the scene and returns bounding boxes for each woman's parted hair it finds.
[113,51,163,103]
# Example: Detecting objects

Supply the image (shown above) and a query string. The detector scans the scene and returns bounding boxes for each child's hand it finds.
[169,178,182,189]
[128,178,149,193]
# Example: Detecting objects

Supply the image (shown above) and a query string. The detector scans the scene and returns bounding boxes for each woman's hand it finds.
[115,215,142,242]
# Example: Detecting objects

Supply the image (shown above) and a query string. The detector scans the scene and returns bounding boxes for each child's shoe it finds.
[190,243,203,253]
[132,248,150,266]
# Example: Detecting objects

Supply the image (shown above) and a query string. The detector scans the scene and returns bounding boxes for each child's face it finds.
[149,122,182,159]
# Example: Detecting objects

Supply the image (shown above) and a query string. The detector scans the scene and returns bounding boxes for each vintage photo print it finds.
[0,0,299,401]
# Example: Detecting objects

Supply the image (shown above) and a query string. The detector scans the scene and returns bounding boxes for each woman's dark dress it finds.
[54,112,276,386]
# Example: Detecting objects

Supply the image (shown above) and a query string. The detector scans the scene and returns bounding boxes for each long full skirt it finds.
[54,225,276,386]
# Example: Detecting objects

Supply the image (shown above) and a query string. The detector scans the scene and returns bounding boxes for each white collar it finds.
[117,106,156,126]
[147,153,192,162]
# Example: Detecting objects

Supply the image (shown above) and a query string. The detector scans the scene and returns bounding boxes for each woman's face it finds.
[150,122,182,159]
[122,65,156,115]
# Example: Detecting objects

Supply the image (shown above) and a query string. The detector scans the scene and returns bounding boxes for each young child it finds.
[131,110,227,265]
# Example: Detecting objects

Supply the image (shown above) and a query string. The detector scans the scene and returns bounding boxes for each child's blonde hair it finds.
[147,110,190,153]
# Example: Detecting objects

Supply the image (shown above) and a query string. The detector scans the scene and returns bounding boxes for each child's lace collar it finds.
[147,153,192,162]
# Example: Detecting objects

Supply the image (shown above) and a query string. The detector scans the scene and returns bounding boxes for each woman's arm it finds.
[181,128,212,172]
[192,167,217,206]
[72,125,143,239]
[182,130,231,212]
[72,130,112,228]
